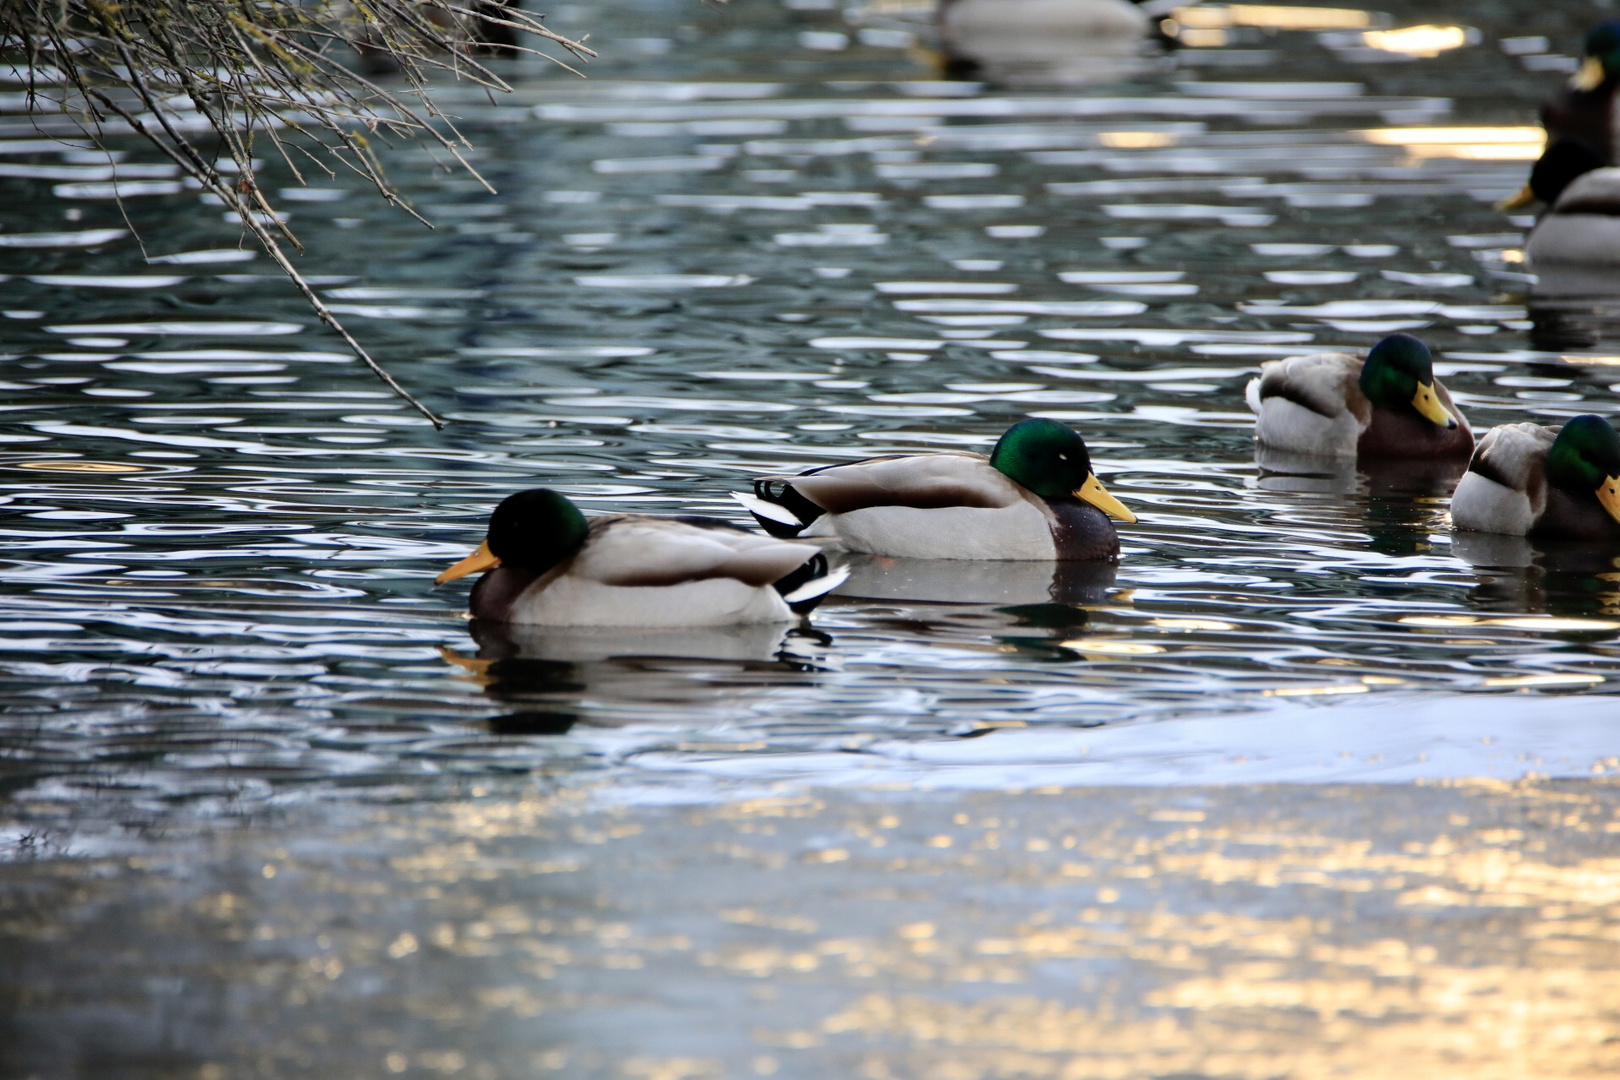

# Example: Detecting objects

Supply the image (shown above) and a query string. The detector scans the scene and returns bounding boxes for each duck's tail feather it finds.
[1244,376,1263,416]
[732,480,825,538]
[774,552,850,614]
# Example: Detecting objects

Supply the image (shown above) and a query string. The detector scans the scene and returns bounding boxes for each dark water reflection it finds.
[6,0,1620,1072]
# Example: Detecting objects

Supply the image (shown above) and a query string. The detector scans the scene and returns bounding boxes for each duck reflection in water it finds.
[441,619,829,734]
[1452,534,1620,617]
[1255,445,1466,558]
[838,554,1116,655]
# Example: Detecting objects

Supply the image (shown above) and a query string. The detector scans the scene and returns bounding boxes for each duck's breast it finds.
[1358,405,1474,459]
[1531,488,1620,542]
[828,501,1057,560]
[1048,500,1120,562]
[508,575,792,627]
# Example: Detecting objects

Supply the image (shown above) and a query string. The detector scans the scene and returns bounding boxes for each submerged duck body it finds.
[1451,416,1620,540]
[734,419,1136,562]
[1245,333,1473,460]
[437,489,847,627]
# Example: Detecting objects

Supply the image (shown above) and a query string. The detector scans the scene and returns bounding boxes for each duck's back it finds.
[507,516,821,627]
[776,452,1026,515]
[1451,423,1554,535]
[1249,352,1368,456]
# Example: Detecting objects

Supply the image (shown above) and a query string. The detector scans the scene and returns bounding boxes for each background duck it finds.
[436,489,848,626]
[936,0,1152,85]
[1244,333,1473,460]
[1538,20,1620,166]
[1451,415,1620,540]
[1511,139,1620,267]
[733,418,1135,561]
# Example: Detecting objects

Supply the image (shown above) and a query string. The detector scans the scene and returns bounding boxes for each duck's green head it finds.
[436,488,589,583]
[1358,334,1455,429]
[1546,415,1620,524]
[1575,20,1620,90]
[990,418,1136,523]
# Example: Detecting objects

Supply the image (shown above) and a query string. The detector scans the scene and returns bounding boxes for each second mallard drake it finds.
[733,418,1135,561]
[1451,415,1620,539]
[436,489,848,626]
[1244,333,1473,459]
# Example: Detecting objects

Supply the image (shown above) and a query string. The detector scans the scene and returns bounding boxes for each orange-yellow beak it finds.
[436,540,499,585]
[1598,476,1620,526]
[1573,55,1607,92]
[1494,184,1536,212]
[1411,381,1456,429]
[1075,473,1137,524]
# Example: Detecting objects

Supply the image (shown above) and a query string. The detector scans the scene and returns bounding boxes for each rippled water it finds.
[5,1,1620,1074]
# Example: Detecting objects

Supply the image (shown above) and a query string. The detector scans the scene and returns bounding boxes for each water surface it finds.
[3,1,1620,1075]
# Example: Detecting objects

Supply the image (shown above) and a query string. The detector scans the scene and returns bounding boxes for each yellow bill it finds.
[1075,473,1137,524]
[1573,55,1607,91]
[1411,381,1456,428]
[1494,184,1536,212]
[1598,475,1620,526]
[436,539,499,584]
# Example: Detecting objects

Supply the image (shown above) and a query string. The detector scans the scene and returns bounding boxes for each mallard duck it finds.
[1243,333,1473,459]
[1450,415,1620,539]
[436,488,848,626]
[732,418,1135,561]
[1510,140,1620,267]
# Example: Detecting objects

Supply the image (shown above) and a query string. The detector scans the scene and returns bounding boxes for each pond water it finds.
[4,1,1620,1076]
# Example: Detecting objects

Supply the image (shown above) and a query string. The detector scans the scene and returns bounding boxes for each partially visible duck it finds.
[733,418,1136,561]
[436,489,848,626]
[1451,415,1620,540]
[1540,20,1620,164]
[937,0,1151,84]
[1244,333,1473,460]
[1511,139,1620,267]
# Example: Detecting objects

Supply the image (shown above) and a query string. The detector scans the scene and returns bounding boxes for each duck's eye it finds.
[1058,453,1067,461]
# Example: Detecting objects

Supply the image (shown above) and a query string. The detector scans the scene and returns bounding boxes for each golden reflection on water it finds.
[214,780,1619,1079]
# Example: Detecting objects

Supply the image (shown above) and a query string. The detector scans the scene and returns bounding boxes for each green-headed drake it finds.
[1451,415,1620,539]
[1540,21,1620,166]
[437,489,847,626]
[733,418,1135,562]
[1244,333,1474,460]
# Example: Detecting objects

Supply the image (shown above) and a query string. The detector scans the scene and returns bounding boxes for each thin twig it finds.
[1,0,593,421]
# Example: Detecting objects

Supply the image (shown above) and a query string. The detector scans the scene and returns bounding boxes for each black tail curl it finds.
[751,478,825,538]
[773,552,838,614]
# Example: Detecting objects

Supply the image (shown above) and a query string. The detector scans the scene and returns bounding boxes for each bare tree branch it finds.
[0,0,598,427]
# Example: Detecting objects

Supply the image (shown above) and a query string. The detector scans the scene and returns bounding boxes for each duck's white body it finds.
[737,452,1120,562]
[1245,352,1373,457]
[1245,351,1472,459]
[1526,167,1620,267]
[481,516,842,627]
[1451,423,1554,535]
[813,501,1058,560]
